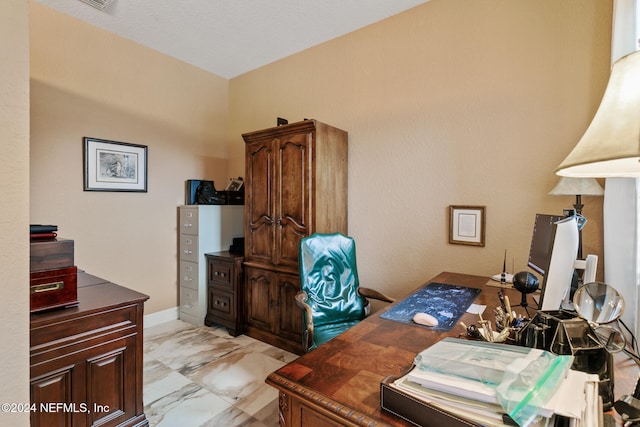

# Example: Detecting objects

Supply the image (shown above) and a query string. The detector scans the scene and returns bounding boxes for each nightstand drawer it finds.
[208,288,234,318]
[207,259,233,287]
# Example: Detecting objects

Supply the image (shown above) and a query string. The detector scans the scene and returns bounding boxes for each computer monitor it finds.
[527,214,580,311]
[528,214,564,276]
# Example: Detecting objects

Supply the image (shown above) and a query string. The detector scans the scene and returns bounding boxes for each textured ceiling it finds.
[33,0,430,79]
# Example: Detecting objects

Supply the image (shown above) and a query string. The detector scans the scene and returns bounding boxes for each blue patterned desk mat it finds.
[380,282,482,332]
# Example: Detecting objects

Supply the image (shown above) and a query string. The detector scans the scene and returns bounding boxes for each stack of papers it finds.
[388,338,601,427]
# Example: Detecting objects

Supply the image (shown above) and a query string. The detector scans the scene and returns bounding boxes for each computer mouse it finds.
[413,312,438,327]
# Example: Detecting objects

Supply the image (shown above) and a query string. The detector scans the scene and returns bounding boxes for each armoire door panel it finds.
[276,133,311,267]
[276,274,302,340]
[246,140,275,263]
[247,219,274,263]
[277,225,307,268]
[246,268,274,330]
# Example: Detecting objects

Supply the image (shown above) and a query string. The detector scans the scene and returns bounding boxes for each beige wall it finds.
[30,3,232,313]
[28,0,611,320]
[1,0,30,425]
[228,0,612,300]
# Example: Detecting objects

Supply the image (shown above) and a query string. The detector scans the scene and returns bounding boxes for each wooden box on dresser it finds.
[30,271,149,427]
[242,119,348,354]
[205,251,244,336]
[178,205,244,326]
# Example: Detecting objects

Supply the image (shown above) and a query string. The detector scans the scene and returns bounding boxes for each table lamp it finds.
[548,177,604,259]
[555,51,640,177]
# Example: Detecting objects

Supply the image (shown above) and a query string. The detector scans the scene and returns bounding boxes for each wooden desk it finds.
[266,271,639,427]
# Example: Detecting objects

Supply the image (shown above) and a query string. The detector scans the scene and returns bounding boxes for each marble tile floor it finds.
[143,319,298,427]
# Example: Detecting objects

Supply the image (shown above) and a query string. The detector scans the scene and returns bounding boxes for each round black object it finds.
[513,271,539,294]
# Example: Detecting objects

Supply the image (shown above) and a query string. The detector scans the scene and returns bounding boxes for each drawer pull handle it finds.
[183,250,193,254]
[214,272,227,278]
[183,223,193,227]
[31,281,64,294]
[183,276,192,281]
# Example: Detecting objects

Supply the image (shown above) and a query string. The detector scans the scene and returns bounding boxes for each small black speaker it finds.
[513,271,539,313]
[513,271,539,294]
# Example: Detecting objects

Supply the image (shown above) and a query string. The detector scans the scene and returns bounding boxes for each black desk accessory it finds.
[517,281,626,410]
[512,271,539,317]
[501,249,507,286]
[615,375,640,425]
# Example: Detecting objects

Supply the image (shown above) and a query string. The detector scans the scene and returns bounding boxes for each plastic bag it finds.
[495,351,573,426]
[413,338,574,426]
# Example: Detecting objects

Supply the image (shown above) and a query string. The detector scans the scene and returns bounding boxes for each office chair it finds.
[295,232,395,352]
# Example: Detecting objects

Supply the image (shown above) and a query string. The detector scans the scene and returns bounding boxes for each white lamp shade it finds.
[556,50,640,177]
[548,177,604,196]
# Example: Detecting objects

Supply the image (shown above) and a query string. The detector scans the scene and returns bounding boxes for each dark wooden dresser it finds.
[30,271,149,427]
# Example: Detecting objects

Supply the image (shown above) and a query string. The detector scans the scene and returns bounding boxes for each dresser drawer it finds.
[179,234,198,263]
[207,258,233,288]
[179,207,199,235]
[30,304,138,362]
[179,260,198,290]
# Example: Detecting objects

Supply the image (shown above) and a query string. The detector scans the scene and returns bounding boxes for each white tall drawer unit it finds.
[178,205,244,326]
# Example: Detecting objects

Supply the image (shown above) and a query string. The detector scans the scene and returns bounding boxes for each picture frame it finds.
[449,205,485,246]
[84,137,148,192]
[225,178,244,192]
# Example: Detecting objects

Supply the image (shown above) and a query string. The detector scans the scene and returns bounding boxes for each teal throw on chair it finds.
[296,233,394,352]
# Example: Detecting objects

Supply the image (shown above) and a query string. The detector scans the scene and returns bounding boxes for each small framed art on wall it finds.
[83,137,148,192]
[449,205,485,246]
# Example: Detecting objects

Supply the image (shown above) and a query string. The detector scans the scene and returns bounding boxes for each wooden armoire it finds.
[242,119,348,354]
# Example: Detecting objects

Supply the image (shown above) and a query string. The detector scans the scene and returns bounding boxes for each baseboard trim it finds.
[144,306,179,329]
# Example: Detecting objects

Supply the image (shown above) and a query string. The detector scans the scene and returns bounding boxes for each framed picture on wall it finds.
[83,137,148,192]
[449,205,485,246]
